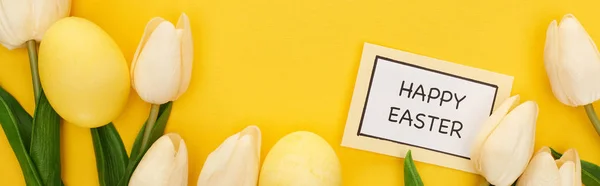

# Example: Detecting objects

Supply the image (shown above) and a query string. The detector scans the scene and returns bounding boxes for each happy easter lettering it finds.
[387,80,466,139]
[355,56,499,159]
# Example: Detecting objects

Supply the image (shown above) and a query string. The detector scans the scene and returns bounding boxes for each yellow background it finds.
[0,0,599,185]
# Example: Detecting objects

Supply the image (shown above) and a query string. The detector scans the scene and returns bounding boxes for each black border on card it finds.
[356,55,499,160]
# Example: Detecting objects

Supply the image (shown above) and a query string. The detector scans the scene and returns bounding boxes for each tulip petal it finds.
[224,126,261,186]
[556,14,600,106]
[198,126,261,186]
[133,21,182,104]
[197,133,240,185]
[0,0,32,49]
[131,17,166,88]
[129,133,188,186]
[471,95,520,172]
[56,0,71,21]
[239,125,261,158]
[31,0,71,41]
[558,162,577,186]
[175,12,193,99]
[544,20,573,106]
[32,0,50,40]
[167,134,188,186]
[517,150,561,186]
[479,101,538,185]
[556,148,582,186]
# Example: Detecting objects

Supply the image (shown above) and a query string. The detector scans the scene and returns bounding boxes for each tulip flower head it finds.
[545,14,600,107]
[517,147,581,186]
[129,133,188,186]
[471,95,538,186]
[544,14,600,138]
[131,13,193,105]
[198,126,261,186]
[0,0,71,49]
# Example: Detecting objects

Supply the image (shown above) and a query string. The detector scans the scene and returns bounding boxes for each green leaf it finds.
[0,86,42,186]
[91,123,128,186]
[550,147,600,186]
[0,87,33,150]
[404,150,424,186]
[581,161,600,186]
[117,102,173,186]
[117,130,145,186]
[127,122,146,169]
[29,92,62,185]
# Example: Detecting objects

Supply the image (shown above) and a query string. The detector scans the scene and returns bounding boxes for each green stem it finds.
[140,104,160,151]
[584,104,600,136]
[26,40,41,105]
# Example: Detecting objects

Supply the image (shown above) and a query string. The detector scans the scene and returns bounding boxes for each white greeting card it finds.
[341,43,513,173]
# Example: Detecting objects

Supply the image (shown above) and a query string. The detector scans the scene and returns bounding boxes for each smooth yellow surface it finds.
[39,17,131,128]
[1,0,600,185]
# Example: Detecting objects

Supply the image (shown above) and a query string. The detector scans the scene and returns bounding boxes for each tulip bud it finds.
[197,126,261,186]
[544,14,600,107]
[129,133,188,186]
[470,95,538,186]
[0,0,71,49]
[517,147,581,186]
[131,13,193,104]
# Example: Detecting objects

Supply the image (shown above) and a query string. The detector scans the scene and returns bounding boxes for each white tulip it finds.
[0,0,71,49]
[198,126,261,186]
[131,13,193,104]
[517,147,581,186]
[470,95,538,186]
[129,133,188,186]
[545,14,600,107]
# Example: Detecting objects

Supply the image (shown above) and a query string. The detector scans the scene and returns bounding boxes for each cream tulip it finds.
[517,147,581,186]
[129,133,188,186]
[198,126,261,186]
[545,14,600,136]
[131,13,193,105]
[545,14,600,107]
[0,0,71,49]
[470,95,538,186]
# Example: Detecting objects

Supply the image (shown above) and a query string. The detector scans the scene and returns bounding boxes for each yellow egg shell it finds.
[38,17,130,128]
[259,131,342,186]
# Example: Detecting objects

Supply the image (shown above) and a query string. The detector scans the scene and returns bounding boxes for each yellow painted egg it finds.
[259,131,342,186]
[38,17,130,128]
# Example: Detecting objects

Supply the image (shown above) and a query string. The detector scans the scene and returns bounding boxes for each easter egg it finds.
[38,17,130,128]
[259,131,342,186]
